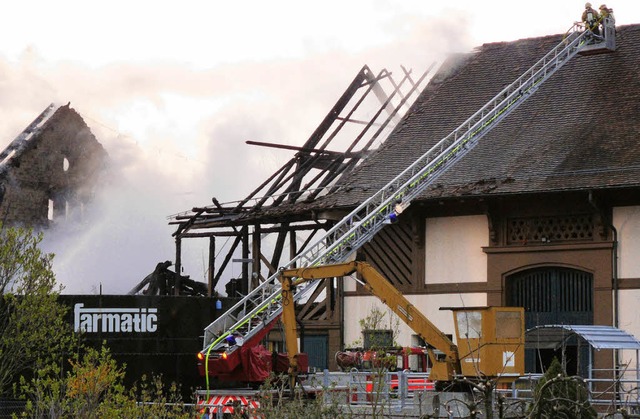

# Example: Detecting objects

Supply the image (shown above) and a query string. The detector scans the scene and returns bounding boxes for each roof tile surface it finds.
[326,25,640,207]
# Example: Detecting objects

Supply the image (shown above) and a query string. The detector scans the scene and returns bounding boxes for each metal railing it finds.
[194,368,639,416]
[498,370,640,415]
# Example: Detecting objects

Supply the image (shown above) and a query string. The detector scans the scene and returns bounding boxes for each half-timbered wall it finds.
[342,195,638,376]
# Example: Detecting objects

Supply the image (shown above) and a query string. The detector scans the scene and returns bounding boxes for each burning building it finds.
[0,103,108,227]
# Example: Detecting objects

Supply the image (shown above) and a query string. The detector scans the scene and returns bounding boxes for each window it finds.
[456,311,482,339]
[496,311,522,339]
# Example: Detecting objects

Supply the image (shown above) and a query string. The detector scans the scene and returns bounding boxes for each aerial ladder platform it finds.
[199,22,614,381]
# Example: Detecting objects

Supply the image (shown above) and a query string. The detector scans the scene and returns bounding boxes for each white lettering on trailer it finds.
[74,303,158,333]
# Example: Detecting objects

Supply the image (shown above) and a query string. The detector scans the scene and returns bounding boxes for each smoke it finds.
[4,0,639,295]
[0,11,472,294]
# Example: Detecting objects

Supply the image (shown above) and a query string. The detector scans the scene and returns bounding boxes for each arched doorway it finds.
[507,267,594,374]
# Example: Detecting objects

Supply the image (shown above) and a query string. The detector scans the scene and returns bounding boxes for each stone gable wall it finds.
[0,105,108,227]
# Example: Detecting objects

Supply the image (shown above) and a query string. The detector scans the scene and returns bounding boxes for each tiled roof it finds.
[325,24,640,208]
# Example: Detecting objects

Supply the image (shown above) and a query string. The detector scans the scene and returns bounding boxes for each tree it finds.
[20,345,191,418]
[1,225,191,416]
[0,224,75,396]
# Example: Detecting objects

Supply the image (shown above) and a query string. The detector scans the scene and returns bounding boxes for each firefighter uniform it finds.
[582,2,601,35]
[598,4,615,39]
[599,4,614,22]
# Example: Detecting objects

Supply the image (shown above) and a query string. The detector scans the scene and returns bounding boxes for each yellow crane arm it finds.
[279,261,462,382]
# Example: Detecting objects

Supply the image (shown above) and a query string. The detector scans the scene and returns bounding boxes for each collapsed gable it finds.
[0,103,108,227]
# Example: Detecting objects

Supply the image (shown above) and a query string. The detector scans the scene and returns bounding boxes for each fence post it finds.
[323,369,330,404]
[398,370,408,411]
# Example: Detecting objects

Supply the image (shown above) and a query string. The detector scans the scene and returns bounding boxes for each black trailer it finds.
[59,294,233,400]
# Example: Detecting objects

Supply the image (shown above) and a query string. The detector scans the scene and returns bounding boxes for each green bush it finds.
[528,357,596,418]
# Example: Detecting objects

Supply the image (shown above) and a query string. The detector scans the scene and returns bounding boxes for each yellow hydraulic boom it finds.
[279,261,524,387]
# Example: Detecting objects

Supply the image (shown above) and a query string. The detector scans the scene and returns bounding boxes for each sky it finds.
[1,1,639,294]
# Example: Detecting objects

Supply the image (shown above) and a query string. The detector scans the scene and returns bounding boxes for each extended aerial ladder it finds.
[199,23,612,383]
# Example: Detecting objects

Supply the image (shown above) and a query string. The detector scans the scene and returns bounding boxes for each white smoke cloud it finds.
[1,10,475,294]
[6,0,640,294]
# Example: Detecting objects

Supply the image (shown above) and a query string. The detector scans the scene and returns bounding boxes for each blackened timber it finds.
[241,228,250,295]
[258,252,277,278]
[309,155,350,171]
[212,230,244,290]
[298,64,433,203]
[269,155,338,206]
[175,212,329,230]
[296,66,395,200]
[304,156,360,201]
[197,197,248,214]
[265,141,355,206]
[250,159,297,209]
[290,66,383,198]
[312,69,378,153]
[359,63,435,151]
[286,66,382,199]
[208,237,215,295]
[245,140,364,158]
[235,160,293,211]
[172,208,204,237]
[171,64,410,235]
[289,230,297,263]
[174,237,182,296]
[251,225,261,291]
[299,65,432,202]
[248,67,373,208]
[302,65,378,151]
[211,197,223,208]
[178,206,249,217]
[177,221,330,238]
[297,226,324,251]
[269,223,290,271]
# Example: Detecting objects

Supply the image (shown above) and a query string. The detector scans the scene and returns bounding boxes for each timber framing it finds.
[168,64,433,359]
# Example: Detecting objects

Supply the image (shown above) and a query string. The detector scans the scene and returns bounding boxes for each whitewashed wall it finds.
[425,215,489,284]
[343,293,487,347]
[613,206,640,372]
[614,206,640,279]
[343,214,489,346]
[618,290,640,375]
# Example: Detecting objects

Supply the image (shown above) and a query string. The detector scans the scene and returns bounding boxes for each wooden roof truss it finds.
[168,64,433,326]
